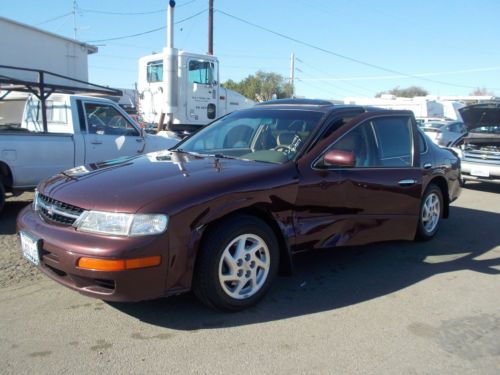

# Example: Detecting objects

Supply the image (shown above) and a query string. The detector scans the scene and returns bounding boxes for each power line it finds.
[86,9,207,43]
[215,9,496,91]
[80,0,200,16]
[296,58,373,96]
[298,66,500,82]
[37,12,73,25]
[80,8,164,15]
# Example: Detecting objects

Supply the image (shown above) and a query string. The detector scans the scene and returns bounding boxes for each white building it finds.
[0,16,97,81]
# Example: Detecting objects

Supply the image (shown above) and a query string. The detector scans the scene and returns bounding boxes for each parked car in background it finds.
[417,118,467,146]
[451,103,500,185]
[17,99,461,311]
[0,94,179,212]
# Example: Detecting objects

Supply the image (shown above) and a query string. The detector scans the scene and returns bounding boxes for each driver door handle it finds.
[398,179,417,186]
[91,141,102,145]
[136,138,144,143]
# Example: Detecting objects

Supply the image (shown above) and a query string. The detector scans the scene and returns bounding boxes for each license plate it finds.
[20,231,41,266]
[470,167,490,177]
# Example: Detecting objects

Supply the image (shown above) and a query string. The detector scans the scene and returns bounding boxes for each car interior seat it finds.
[223,125,254,148]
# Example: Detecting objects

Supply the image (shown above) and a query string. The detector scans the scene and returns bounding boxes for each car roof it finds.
[253,98,366,113]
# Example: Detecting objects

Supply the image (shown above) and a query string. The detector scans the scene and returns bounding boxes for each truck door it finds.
[186,59,218,125]
[81,101,144,164]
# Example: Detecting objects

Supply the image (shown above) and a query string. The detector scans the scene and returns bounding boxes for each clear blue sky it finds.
[2,0,499,99]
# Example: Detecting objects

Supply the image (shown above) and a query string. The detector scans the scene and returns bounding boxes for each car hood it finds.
[38,151,286,214]
[459,103,500,130]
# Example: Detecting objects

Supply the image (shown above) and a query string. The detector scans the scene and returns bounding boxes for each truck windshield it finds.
[176,109,324,163]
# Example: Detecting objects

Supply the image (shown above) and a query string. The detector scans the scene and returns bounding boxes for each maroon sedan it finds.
[17,99,461,311]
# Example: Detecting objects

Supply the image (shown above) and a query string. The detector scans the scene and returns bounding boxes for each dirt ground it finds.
[0,192,43,288]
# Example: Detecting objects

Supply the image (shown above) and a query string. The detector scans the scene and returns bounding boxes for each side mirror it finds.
[323,149,355,167]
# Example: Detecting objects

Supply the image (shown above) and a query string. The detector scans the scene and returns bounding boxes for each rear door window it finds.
[371,116,413,167]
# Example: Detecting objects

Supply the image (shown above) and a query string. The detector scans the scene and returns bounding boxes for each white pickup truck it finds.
[0,93,178,212]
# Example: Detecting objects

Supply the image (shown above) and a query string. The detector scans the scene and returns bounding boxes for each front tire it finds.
[416,184,443,241]
[193,215,279,311]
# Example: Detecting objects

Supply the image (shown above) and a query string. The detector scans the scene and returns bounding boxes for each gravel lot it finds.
[0,184,499,374]
[0,193,43,288]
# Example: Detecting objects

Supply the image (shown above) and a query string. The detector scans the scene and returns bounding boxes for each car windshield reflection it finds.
[176,109,324,164]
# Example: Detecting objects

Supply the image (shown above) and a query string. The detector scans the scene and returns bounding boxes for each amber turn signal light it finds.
[77,256,161,271]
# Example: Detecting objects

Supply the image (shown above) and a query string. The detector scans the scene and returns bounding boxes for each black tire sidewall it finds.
[196,216,279,311]
[417,184,443,240]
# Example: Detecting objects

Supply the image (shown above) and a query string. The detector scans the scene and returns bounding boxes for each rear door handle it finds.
[423,163,432,169]
[398,179,417,186]
[91,141,102,145]
[136,138,144,143]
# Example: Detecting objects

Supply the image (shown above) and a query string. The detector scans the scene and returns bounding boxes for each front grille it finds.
[463,151,500,163]
[37,194,84,226]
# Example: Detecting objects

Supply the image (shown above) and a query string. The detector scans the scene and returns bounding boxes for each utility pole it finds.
[208,0,214,55]
[72,0,78,39]
[290,52,295,98]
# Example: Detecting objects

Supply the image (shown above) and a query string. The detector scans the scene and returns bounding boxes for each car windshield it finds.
[470,125,500,134]
[176,109,324,163]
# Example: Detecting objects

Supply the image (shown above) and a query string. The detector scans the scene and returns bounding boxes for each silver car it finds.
[451,104,500,185]
[419,120,467,147]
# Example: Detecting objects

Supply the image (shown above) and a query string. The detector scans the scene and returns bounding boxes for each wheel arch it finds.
[426,175,449,218]
[0,161,13,191]
[195,205,293,277]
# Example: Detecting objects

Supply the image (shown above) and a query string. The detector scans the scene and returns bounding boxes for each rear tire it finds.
[416,184,443,241]
[193,215,279,311]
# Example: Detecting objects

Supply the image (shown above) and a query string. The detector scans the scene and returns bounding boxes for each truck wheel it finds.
[0,181,5,213]
[193,215,279,311]
[416,184,443,241]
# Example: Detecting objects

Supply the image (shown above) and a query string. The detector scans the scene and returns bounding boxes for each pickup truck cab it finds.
[0,94,178,211]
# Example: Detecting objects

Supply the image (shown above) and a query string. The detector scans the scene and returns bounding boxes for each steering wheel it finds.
[273,145,294,153]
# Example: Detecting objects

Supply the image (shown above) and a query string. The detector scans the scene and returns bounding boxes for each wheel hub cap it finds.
[218,234,270,300]
[422,192,440,233]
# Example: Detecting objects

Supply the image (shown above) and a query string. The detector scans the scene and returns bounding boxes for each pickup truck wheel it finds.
[0,181,5,213]
[416,184,443,241]
[193,215,279,311]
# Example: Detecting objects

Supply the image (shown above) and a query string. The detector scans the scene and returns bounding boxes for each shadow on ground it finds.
[0,199,31,235]
[110,204,500,330]
[462,181,500,194]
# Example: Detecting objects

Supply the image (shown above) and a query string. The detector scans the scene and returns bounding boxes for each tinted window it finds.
[147,60,163,82]
[371,117,412,167]
[84,103,139,136]
[321,116,413,168]
[418,130,427,153]
[325,122,378,167]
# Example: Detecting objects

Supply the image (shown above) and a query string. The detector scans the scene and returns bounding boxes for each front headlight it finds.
[74,211,168,237]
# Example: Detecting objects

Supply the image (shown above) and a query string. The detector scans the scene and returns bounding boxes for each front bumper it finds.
[461,160,500,183]
[17,206,169,302]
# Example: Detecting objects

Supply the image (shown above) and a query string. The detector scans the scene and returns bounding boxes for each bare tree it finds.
[469,87,495,96]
